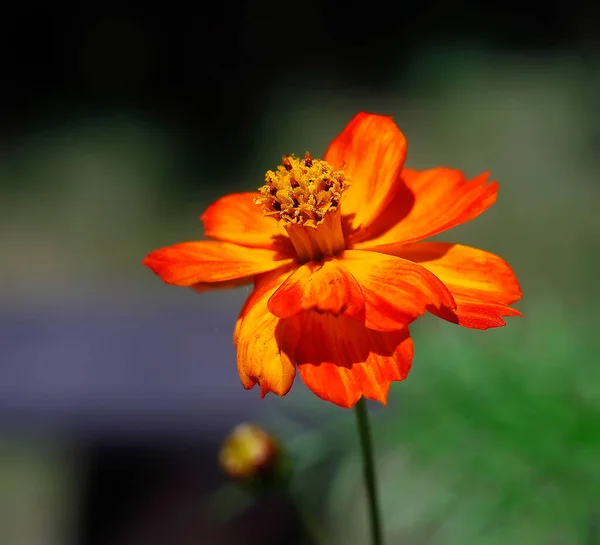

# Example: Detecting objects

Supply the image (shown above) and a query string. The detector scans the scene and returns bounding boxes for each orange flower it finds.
[143,112,522,408]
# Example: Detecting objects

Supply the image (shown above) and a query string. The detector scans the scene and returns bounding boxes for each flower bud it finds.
[219,424,287,486]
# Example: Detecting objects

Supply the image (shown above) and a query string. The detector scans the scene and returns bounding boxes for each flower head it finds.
[143,112,522,408]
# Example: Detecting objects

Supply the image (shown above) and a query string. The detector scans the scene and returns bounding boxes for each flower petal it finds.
[143,241,294,286]
[340,250,455,331]
[434,301,522,330]
[380,242,522,329]
[235,268,300,397]
[268,259,365,321]
[324,112,407,233]
[355,168,498,248]
[201,192,292,252]
[294,312,413,408]
[234,266,295,345]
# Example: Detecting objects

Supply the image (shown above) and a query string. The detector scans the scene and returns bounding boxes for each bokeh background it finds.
[1,3,599,545]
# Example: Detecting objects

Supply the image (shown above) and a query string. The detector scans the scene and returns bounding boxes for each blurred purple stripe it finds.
[0,305,264,439]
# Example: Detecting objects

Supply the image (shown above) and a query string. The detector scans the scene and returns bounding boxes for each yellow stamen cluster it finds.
[256,152,349,227]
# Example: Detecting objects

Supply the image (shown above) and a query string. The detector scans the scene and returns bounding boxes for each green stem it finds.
[354,398,384,545]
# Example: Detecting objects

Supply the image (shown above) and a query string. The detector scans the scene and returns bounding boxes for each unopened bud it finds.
[219,424,286,485]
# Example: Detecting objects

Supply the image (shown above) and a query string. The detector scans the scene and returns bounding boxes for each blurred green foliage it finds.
[322,304,600,545]
[254,304,599,545]
[0,439,78,545]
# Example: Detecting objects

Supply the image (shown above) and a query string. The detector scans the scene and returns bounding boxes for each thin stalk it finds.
[354,398,383,545]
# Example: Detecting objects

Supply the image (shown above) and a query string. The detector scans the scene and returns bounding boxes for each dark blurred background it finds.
[1,3,599,545]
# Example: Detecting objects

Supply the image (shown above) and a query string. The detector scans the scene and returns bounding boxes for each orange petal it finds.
[355,168,498,248]
[340,250,455,331]
[434,300,522,329]
[235,268,300,397]
[293,312,413,408]
[381,242,522,329]
[143,241,294,286]
[268,259,365,321]
[234,265,296,344]
[201,192,292,252]
[324,112,407,233]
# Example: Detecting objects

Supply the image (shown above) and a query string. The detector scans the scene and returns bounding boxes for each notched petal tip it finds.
[294,313,413,408]
[259,378,289,399]
[391,242,522,330]
[356,168,500,248]
[435,303,523,330]
[239,365,294,398]
[235,270,301,400]
[237,325,298,399]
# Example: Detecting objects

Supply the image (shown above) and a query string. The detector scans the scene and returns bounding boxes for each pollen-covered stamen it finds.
[255,152,350,262]
[256,152,347,226]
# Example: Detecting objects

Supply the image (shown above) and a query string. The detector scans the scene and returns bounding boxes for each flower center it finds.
[256,152,349,262]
